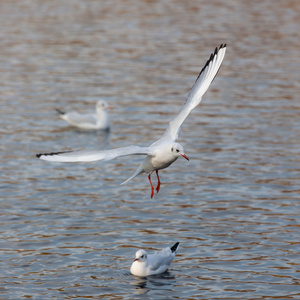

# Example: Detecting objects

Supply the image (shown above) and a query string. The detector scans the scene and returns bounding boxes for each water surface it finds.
[1,0,300,299]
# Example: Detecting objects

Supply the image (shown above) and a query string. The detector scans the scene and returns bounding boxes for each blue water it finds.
[1,0,300,299]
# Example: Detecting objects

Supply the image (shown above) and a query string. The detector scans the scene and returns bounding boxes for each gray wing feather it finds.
[63,112,98,126]
[37,145,150,162]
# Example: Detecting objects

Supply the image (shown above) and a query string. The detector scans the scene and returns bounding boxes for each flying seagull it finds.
[37,44,226,198]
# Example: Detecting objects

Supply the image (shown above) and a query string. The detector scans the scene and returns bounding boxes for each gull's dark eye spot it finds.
[176,149,179,153]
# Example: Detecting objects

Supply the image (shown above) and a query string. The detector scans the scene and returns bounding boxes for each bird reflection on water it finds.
[132,271,176,295]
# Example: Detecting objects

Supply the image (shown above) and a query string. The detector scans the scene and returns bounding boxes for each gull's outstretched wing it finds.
[36,145,150,162]
[158,44,226,143]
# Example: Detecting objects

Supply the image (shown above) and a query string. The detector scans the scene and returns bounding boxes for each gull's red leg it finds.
[155,170,161,193]
[148,173,154,199]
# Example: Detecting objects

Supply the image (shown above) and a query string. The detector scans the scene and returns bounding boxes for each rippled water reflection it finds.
[1,0,300,299]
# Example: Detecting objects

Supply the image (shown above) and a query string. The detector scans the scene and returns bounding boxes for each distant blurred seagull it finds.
[56,100,111,130]
[37,45,226,198]
[130,242,179,276]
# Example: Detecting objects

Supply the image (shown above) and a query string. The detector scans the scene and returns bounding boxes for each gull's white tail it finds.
[121,164,144,185]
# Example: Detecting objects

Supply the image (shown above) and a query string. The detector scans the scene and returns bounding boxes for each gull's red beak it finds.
[181,154,189,161]
[134,258,138,261]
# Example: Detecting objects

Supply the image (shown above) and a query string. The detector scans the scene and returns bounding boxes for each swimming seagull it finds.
[56,100,111,130]
[37,45,226,198]
[130,242,179,277]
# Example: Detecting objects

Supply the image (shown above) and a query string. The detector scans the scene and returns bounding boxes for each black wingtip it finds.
[194,44,226,83]
[171,242,179,253]
[55,108,65,115]
[193,43,227,86]
[36,150,73,158]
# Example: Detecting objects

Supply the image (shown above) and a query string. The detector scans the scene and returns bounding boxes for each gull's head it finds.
[134,249,147,263]
[171,142,189,161]
[96,100,111,112]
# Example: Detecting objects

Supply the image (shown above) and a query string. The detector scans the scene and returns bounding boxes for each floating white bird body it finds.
[56,100,111,130]
[37,45,226,198]
[130,242,179,277]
